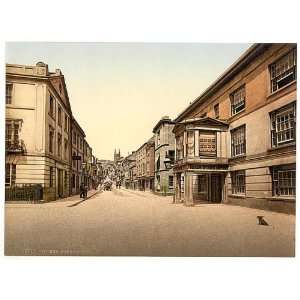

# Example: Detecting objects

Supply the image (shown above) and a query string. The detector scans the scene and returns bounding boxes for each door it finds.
[210,174,222,203]
[58,169,63,198]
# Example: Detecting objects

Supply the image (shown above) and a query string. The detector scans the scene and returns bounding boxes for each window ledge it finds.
[228,155,246,161]
[267,80,296,99]
[267,142,296,152]
[229,194,245,199]
[266,196,295,203]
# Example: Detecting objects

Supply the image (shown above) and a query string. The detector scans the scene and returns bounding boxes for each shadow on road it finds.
[68,198,87,207]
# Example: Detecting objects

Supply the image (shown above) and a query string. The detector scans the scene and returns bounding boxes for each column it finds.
[184,172,194,206]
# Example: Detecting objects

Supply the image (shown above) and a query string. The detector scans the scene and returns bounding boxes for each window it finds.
[49,126,54,153]
[156,156,160,171]
[270,102,296,147]
[57,133,62,157]
[231,125,246,157]
[73,132,76,145]
[270,48,297,93]
[197,175,207,193]
[231,85,245,115]
[6,120,20,149]
[187,131,195,157]
[214,103,219,119]
[157,130,160,145]
[272,164,295,197]
[72,174,75,188]
[64,171,68,189]
[58,106,62,126]
[176,135,184,160]
[6,83,13,104]
[231,170,245,194]
[59,83,62,94]
[64,139,68,160]
[64,115,68,132]
[49,94,55,118]
[5,164,16,186]
[199,132,216,157]
[50,167,54,187]
[72,152,76,168]
[167,150,175,164]
[169,176,174,189]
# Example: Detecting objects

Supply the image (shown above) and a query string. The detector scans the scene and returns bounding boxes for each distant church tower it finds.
[114,149,121,162]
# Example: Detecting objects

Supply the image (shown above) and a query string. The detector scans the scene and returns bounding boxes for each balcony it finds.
[6,140,25,153]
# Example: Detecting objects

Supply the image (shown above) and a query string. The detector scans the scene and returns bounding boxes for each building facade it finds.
[71,118,85,195]
[6,62,72,201]
[136,142,147,190]
[152,116,176,195]
[173,43,296,214]
[145,136,155,191]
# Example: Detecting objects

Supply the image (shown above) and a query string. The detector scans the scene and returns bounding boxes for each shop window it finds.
[199,132,216,157]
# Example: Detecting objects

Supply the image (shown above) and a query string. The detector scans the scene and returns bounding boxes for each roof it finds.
[174,43,271,122]
[152,116,175,133]
[173,116,228,132]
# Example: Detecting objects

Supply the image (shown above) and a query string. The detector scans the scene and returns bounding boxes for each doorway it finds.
[210,174,222,203]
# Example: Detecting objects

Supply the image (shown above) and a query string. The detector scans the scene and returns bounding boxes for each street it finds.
[5,188,295,256]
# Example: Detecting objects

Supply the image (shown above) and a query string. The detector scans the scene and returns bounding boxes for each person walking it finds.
[79,182,85,198]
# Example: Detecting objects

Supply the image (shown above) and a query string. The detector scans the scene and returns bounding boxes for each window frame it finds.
[269,48,297,94]
[271,164,296,197]
[231,170,245,195]
[199,131,217,157]
[6,82,13,104]
[5,163,16,186]
[270,102,296,148]
[231,125,246,158]
[230,85,246,116]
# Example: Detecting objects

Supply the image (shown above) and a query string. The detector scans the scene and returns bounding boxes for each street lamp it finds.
[164,158,172,170]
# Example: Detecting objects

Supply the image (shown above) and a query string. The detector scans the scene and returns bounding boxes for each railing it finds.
[5,184,43,202]
[6,140,25,153]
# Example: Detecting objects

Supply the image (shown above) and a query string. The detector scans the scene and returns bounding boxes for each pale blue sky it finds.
[6,43,251,160]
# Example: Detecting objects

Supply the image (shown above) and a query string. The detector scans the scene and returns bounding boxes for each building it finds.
[152,116,176,195]
[114,149,122,163]
[71,118,85,195]
[122,152,136,189]
[136,142,147,190]
[5,62,72,201]
[145,136,155,191]
[173,43,296,214]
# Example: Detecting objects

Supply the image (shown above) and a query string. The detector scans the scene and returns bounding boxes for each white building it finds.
[6,62,72,201]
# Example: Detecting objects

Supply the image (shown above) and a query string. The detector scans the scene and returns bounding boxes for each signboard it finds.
[72,155,81,160]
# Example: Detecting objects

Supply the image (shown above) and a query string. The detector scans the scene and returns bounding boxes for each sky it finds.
[6,42,250,160]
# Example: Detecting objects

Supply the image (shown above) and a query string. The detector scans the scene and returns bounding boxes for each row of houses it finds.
[122,43,296,214]
[5,62,102,201]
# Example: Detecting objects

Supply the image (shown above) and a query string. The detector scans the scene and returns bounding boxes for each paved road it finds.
[5,188,295,256]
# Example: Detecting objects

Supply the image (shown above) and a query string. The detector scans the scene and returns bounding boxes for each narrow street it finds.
[5,188,295,256]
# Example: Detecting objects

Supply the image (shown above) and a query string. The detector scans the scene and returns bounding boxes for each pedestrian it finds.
[79,182,85,198]
[84,185,88,199]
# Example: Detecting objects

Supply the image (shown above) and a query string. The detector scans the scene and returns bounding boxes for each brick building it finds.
[173,43,296,213]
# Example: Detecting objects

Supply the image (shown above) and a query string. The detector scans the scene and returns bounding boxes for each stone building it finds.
[122,152,136,189]
[71,118,85,195]
[145,136,155,191]
[5,62,72,201]
[173,43,296,213]
[152,116,176,195]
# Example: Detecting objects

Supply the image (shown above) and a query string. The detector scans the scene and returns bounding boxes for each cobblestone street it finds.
[5,188,295,256]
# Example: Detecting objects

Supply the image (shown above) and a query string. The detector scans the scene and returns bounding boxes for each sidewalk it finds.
[5,188,101,206]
